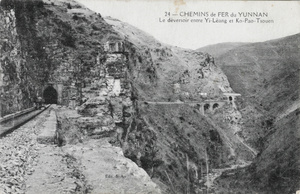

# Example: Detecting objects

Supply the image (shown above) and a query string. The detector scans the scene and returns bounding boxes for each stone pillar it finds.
[69,99,76,109]
[57,83,63,105]
[231,96,237,108]
[200,105,204,115]
[209,102,214,112]
[227,96,230,103]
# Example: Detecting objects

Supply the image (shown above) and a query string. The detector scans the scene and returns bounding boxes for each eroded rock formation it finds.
[0,1,270,193]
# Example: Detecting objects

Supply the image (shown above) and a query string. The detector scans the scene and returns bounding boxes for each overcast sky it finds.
[77,0,300,49]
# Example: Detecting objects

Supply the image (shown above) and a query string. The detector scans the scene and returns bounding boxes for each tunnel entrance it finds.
[204,103,210,111]
[43,86,58,104]
[213,103,219,109]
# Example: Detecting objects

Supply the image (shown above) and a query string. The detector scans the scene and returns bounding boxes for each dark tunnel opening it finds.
[43,86,58,104]
[213,103,219,109]
[204,103,210,111]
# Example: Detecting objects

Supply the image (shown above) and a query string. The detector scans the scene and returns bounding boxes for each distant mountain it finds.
[210,33,300,115]
[2,0,297,192]
[206,33,300,194]
[198,34,300,115]
[197,42,248,58]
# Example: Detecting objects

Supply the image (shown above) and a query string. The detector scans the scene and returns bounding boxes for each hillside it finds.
[105,16,258,193]
[197,42,248,58]
[198,34,300,193]
[206,34,300,115]
[105,17,234,101]
[0,0,258,194]
[1,0,297,193]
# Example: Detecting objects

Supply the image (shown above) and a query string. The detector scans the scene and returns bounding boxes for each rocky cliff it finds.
[104,17,257,193]
[0,0,265,193]
[0,0,112,115]
[0,3,35,116]
[198,34,300,194]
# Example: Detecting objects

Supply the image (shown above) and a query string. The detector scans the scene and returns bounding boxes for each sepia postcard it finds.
[0,0,299,194]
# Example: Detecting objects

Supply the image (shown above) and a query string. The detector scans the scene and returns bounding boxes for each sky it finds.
[77,0,300,49]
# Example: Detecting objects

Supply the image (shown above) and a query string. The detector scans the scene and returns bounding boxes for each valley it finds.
[0,0,299,194]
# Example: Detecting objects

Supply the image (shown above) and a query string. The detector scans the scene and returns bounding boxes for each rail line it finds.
[0,104,51,137]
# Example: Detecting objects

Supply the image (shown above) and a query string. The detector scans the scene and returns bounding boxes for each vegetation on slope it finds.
[199,34,300,194]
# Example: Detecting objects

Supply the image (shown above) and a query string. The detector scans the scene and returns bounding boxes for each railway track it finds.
[0,104,51,137]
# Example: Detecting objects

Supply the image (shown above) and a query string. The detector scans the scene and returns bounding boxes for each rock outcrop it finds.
[0,0,270,193]
[0,6,34,116]
[198,34,300,194]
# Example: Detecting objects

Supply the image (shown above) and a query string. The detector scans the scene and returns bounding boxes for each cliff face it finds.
[0,0,114,116]
[105,17,257,193]
[199,34,300,194]
[0,0,135,151]
[0,4,34,116]
[106,17,233,102]
[0,1,258,194]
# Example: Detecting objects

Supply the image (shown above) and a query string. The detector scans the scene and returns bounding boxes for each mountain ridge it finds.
[199,32,300,194]
[0,0,298,193]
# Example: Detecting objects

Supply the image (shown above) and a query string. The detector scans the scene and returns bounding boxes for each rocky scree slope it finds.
[0,0,256,193]
[105,17,256,193]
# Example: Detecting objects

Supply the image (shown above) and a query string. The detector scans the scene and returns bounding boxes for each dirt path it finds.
[235,136,258,156]
[1,106,161,194]
[63,138,161,194]
[24,108,161,194]
[25,145,85,194]
[25,139,161,194]
[204,160,251,190]
[275,101,300,122]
